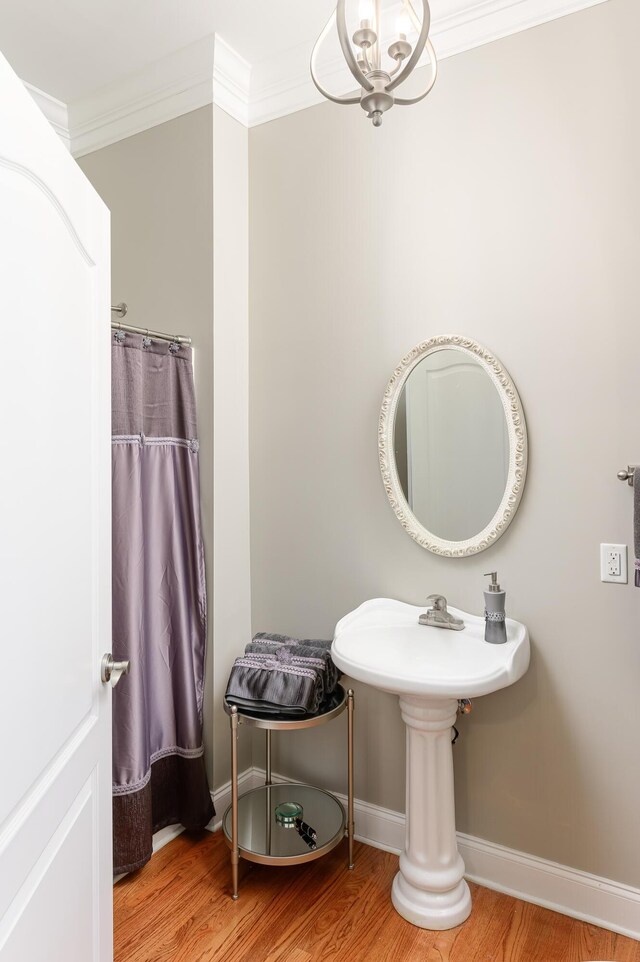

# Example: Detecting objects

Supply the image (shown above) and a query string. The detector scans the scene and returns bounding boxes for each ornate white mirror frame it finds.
[379,335,528,557]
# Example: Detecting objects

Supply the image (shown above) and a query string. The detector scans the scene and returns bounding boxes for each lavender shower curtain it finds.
[111,331,213,875]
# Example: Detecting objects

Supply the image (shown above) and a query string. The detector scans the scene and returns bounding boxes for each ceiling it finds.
[0,0,480,104]
[0,0,342,103]
[0,0,605,151]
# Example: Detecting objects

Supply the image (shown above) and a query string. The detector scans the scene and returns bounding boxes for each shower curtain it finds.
[111,331,214,875]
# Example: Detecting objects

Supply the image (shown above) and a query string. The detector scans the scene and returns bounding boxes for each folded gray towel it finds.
[635,468,640,587]
[225,656,322,715]
[252,632,298,645]
[241,649,328,701]
[299,638,334,652]
[253,632,334,652]
[246,639,339,693]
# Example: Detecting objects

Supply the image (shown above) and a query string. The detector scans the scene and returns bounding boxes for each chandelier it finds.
[310,0,437,127]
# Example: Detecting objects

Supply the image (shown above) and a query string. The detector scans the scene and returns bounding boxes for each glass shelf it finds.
[223,783,345,866]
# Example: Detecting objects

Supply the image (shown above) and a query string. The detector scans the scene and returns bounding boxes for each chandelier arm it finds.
[406,0,422,32]
[386,0,431,93]
[310,11,363,105]
[393,39,438,105]
[336,0,374,93]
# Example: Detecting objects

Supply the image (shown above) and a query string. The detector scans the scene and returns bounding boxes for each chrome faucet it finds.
[419,595,465,631]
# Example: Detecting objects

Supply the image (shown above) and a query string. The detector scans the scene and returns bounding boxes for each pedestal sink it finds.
[332,598,530,931]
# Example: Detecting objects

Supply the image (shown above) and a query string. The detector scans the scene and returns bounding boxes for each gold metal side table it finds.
[222,686,355,899]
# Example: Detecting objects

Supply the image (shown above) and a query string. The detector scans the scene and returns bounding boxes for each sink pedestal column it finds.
[392,696,472,930]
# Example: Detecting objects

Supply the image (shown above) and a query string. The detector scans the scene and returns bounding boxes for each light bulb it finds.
[359,0,374,24]
[396,7,412,39]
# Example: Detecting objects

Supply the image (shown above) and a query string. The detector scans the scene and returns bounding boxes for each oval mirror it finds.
[379,336,528,556]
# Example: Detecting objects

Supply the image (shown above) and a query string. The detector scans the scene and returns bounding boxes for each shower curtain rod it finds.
[111,303,192,346]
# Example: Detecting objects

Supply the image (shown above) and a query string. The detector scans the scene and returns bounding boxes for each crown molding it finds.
[25,0,608,155]
[428,0,608,60]
[248,0,608,126]
[25,83,71,151]
[213,36,252,128]
[66,33,250,158]
[68,35,216,158]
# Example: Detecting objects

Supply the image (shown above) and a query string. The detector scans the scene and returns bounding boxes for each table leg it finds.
[347,688,355,869]
[230,706,240,900]
[265,729,272,786]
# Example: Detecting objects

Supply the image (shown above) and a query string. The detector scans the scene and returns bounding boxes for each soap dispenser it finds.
[484,572,507,644]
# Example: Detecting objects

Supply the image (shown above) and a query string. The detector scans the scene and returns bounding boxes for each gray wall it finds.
[249,0,640,887]
[79,106,251,787]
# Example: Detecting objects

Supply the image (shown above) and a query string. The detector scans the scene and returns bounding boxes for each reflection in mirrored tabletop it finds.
[223,783,345,861]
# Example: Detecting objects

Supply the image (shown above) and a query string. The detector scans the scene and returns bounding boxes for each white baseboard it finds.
[458,832,640,942]
[113,822,186,884]
[152,823,185,854]
[208,767,256,833]
[211,766,640,941]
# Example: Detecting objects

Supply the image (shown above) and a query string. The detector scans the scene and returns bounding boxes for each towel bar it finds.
[617,465,637,486]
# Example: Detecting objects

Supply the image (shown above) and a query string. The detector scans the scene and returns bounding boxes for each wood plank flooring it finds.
[114,831,640,962]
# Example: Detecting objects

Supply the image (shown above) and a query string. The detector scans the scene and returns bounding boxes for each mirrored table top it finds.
[223,783,345,864]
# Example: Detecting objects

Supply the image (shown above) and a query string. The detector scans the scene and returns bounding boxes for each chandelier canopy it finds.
[310,0,437,127]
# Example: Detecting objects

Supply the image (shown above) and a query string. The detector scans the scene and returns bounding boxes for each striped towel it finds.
[225,653,323,715]
[246,637,340,693]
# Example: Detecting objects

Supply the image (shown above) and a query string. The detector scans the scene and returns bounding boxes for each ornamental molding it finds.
[24,0,607,152]
[251,0,607,127]
[378,334,528,557]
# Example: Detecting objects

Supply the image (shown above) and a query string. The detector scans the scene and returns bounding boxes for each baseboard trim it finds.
[210,766,640,940]
[458,832,640,942]
[208,768,256,833]
[152,823,185,854]
[113,822,186,884]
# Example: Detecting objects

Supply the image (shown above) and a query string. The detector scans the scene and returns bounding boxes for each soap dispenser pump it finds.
[484,572,507,645]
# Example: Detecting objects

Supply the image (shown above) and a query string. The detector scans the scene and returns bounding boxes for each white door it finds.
[0,52,112,961]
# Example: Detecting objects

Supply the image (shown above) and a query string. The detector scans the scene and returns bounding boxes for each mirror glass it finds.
[393,349,509,543]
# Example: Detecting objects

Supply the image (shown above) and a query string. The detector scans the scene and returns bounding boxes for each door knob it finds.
[101,653,130,687]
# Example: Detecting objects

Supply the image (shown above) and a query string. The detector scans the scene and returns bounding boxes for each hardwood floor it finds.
[114,831,640,962]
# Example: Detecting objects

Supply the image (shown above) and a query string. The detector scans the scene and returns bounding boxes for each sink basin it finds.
[333,597,529,699]
[332,598,530,931]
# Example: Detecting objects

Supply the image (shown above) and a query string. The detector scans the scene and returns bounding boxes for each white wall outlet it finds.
[600,544,628,584]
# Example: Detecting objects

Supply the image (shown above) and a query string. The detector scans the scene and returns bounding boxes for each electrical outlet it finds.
[600,544,628,584]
